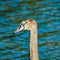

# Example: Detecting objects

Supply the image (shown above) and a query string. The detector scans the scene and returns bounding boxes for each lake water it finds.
[0,0,60,60]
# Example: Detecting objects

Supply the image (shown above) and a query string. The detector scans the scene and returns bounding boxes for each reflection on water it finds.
[0,0,60,60]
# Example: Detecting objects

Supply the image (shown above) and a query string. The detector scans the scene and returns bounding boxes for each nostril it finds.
[19,25,21,29]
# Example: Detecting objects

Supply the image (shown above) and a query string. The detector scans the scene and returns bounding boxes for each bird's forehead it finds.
[22,21,25,23]
[22,20,29,24]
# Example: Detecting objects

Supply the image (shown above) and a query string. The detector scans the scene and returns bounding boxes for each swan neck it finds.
[30,27,37,40]
[30,26,39,60]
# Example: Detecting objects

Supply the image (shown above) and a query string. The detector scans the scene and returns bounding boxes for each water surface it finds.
[0,0,60,60]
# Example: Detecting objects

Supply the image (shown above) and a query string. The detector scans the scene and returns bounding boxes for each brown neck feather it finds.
[30,25,39,60]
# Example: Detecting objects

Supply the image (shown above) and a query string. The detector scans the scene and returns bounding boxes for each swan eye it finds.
[19,22,27,29]
[25,22,28,23]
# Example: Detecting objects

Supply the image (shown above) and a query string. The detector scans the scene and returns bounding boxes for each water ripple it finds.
[0,0,60,60]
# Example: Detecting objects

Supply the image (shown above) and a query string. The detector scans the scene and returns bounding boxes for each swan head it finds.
[13,18,36,33]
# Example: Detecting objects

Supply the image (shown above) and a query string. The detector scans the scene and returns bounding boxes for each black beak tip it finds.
[13,32,15,34]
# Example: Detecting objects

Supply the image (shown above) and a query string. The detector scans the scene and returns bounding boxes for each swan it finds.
[13,18,39,60]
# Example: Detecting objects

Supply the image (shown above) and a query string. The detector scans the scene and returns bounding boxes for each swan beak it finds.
[13,25,24,34]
